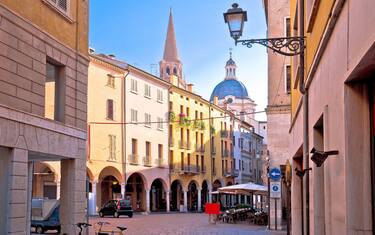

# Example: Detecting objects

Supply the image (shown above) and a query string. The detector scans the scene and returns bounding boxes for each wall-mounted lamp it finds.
[295,167,312,178]
[310,147,339,167]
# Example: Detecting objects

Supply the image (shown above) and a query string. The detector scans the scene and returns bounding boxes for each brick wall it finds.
[0,5,88,130]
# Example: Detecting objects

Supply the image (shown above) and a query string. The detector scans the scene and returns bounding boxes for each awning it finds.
[218,182,268,195]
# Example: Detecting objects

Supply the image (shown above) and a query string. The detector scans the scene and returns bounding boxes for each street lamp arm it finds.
[235,36,305,56]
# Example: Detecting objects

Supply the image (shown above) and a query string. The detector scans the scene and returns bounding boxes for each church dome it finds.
[210,79,249,101]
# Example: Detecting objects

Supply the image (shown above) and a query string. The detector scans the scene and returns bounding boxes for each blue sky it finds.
[89,1,267,120]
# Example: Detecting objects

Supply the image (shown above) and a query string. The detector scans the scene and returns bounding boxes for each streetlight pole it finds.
[223,2,309,234]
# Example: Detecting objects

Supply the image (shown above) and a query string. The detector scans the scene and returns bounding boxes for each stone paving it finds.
[88,213,287,235]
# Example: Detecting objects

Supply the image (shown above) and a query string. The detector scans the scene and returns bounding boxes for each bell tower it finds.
[159,10,185,88]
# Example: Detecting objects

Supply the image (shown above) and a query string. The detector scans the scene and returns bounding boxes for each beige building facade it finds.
[288,0,375,234]
[87,53,171,214]
[263,0,292,231]
[0,0,89,234]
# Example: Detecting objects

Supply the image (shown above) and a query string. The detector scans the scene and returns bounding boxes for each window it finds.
[166,66,170,75]
[106,99,114,120]
[158,144,163,159]
[144,113,151,127]
[131,138,138,154]
[186,107,190,117]
[144,84,151,98]
[46,0,69,14]
[130,79,138,93]
[108,135,116,161]
[169,101,173,111]
[157,117,164,130]
[285,17,291,37]
[233,136,236,146]
[107,74,115,88]
[131,109,138,123]
[146,141,151,157]
[286,65,291,94]
[173,67,177,75]
[157,89,163,103]
[45,61,64,121]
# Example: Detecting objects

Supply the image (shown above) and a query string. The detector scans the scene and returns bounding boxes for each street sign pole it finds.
[275,198,277,230]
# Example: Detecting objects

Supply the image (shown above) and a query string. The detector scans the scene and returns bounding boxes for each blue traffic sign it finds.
[269,167,281,181]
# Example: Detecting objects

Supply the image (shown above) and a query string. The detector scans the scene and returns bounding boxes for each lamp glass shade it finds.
[224,3,247,40]
[227,13,244,39]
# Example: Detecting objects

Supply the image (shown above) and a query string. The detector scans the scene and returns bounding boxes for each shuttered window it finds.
[106,99,114,120]
[108,135,116,161]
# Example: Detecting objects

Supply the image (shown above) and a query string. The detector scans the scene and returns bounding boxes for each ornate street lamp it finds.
[224,3,305,56]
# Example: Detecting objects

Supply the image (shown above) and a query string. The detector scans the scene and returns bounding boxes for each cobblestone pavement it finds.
[88,213,286,235]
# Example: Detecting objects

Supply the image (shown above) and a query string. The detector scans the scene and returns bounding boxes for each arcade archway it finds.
[150,178,167,212]
[126,173,147,212]
[170,180,183,211]
[187,181,198,211]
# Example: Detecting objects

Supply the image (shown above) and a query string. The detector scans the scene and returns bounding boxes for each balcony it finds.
[201,166,206,173]
[222,149,229,158]
[169,138,174,147]
[179,140,187,149]
[155,158,165,168]
[224,169,239,178]
[143,156,152,167]
[211,146,216,155]
[220,130,228,138]
[241,148,251,155]
[182,165,199,174]
[128,154,139,165]
[186,141,192,150]
[171,163,182,173]
[195,144,205,153]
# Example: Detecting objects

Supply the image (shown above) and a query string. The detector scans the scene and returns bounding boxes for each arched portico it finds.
[170,180,184,212]
[97,166,123,208]
[126,172,147,212]
[150,178,168,212]
[187,180,199,211]
[32,162,58,199]
[201,180,210,210]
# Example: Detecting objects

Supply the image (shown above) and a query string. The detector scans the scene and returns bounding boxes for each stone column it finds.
[56,181,60,199]
[121,183,126,199]
[244,195,248,204]
[183,190,188,212]
[8,148,29,235]
[209,190,212,203]
[146,189,150,213]
[166,191,170,212]
[197,189,202,212]
[238,194,241,204]
[90,181,97,215]
[60,158,86,234]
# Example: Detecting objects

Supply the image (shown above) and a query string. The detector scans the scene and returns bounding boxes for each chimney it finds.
[187,84,193,92]
[213,96,219,106]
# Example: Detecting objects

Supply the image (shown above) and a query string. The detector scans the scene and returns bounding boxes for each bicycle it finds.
[75,223,92,235]
[94,221,127,235]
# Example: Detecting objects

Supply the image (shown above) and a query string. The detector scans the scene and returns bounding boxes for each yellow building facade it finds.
[168,76,235,212]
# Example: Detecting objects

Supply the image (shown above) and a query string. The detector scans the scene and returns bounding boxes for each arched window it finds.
[173,66,177,75]
[166,66,170,75]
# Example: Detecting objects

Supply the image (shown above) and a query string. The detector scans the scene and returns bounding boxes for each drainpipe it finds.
[122,68,130,193]
[298,0,310,234]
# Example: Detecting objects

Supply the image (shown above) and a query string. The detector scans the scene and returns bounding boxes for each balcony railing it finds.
[230,151,234,157]
[211,146,216,155]
[195,144,205,153]
[222,149,229,158]
[155,158,165,168]
[241,148,251,155]
[128,154,139,165]
[179,140,187,149]
[186,141,192,150]
[143,156,152,167]
[220,130,228,138]
[171,163,181,173]
[201,165,206,173]
[169,138,174,147]
[183,165,199,174]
